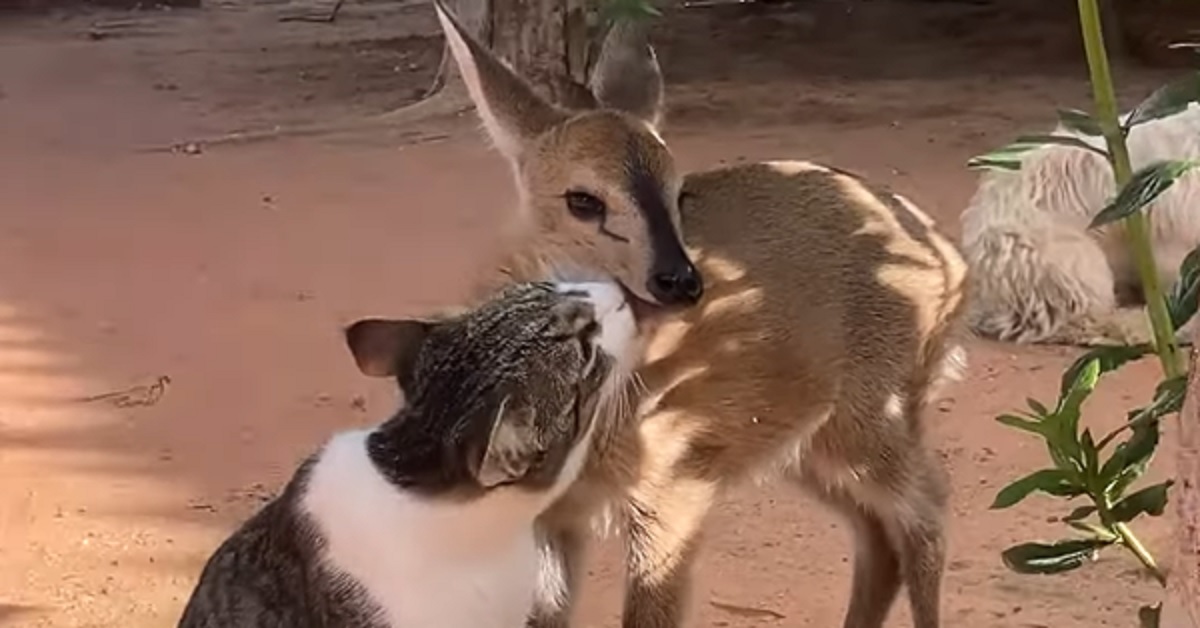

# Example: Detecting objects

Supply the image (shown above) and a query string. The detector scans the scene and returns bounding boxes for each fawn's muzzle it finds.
[647,260,703,306]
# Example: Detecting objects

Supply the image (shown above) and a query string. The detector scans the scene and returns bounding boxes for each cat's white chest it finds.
[301,431,543,628]
[368,529,539,628]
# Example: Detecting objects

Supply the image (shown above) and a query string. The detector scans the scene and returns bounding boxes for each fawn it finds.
[361,4,970,627]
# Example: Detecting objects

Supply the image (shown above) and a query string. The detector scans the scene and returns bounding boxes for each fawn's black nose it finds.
[648,262,704,306]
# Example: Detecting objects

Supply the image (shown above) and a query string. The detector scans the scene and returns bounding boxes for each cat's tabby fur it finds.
[178,281,639,628]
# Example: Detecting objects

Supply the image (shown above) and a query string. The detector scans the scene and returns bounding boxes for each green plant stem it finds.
[1094,488,1167,585]
[1076,0,1184,379]
[1113,522,1168,586]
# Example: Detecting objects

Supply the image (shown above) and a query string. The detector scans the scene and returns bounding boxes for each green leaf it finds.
[1026,397,1049,416]
[1012,134,1109,159]
[968,135,1110,172]
[966,156,1024,172]
[1125,73,1200,129]
[1059,345,1150,398]
[1110,480,1174,522]
[1001,538,1111,575]
[996,413,1047,437]
[1119,375,1188,440]
[1063,504,1098,522]
[1051,358,1104,467]
[1135,375,1189,425]
[1168,244,1200,329]
[1058,356,1100,410]
[1090,160,1200,228]
[1102,420,1161,499]
[1157,374,1187,402]
[1057,108,1105,136]
[967,142,1042,171]
[1045,439,1079,475]
[992,468,1083,509]
[1139,603,1162,628]
[1080,429,1100,479]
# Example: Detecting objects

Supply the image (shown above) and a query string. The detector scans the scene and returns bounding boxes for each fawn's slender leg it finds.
[830,445,949,628]
[620,432,719,628]
[801,415,949,628]
[886,451,949,628]
[805,483,903,628]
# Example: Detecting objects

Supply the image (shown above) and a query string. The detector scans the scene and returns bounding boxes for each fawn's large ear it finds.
[433,0,567,163]
[473,396,540,488]
[588,18,665,130]
[343,318,434,392]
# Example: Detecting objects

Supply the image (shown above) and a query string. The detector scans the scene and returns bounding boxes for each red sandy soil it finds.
[0,0,1186,626]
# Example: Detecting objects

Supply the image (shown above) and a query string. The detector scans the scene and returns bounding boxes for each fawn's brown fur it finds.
[377,4,971,627]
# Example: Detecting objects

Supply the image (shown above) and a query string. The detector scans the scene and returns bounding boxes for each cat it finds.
[177,280,639,628]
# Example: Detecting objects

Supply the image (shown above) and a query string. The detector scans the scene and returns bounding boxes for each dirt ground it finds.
[0,0,1189,626]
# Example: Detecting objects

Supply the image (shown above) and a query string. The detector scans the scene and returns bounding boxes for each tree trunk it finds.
[1,0,199,10]
[442,0,597,108]
[1167,339,1200,628]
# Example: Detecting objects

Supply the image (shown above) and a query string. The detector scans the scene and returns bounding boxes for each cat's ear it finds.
[343,318,434,388]
[474,396,541,488]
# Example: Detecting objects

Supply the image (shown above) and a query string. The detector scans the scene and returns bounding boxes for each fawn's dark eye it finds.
[564,191,607,221]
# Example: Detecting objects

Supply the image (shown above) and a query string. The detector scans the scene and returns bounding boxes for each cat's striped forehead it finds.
[458,282,580,342]
[405,282,594,409]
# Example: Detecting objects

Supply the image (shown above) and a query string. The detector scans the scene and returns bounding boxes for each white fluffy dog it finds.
[960,104,1200,346]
